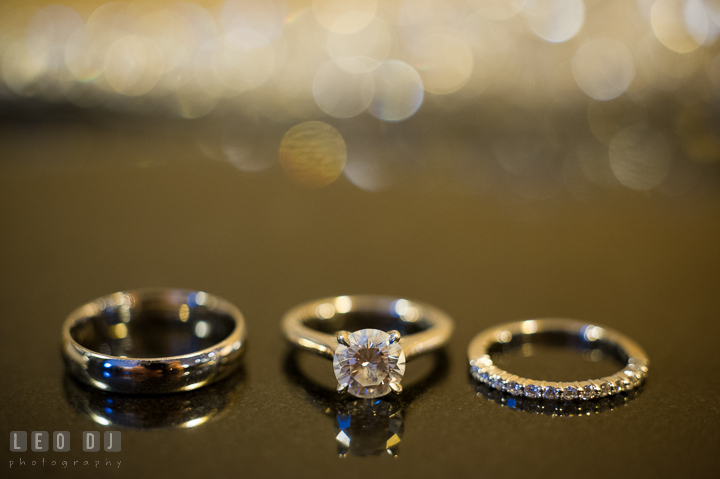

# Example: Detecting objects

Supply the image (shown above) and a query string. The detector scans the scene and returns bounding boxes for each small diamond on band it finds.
[524,383,542,399]
[563,384,579,400]
[543,384,559,400]
[471,361,648,400]
[505,379,523,396]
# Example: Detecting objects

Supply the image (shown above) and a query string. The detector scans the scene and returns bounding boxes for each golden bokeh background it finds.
[0,0,718,192]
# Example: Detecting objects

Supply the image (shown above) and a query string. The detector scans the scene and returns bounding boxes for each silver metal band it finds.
[62,288,246,394]
[468,318,649,401]
[281,295,454,360]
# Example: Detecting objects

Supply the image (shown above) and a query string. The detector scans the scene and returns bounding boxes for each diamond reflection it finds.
[474,378,643,417]
[334,398,403,457]
[284,349,447,457]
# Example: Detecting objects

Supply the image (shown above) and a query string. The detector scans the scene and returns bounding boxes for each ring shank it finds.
[282,295,454,359]
[62,289,246,394]
[468,318,649,400]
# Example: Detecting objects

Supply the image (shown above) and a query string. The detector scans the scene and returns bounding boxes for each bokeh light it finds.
[326,16,392,67]
[0,0,716,122]
[368,60,424,121]
[313,59,375,118]
[651,0,703,53]
[279,121,347,188]
[312,0,377,34]
[104,36,164,96]
[410,32,474,95]
[523,0,585,43]
[469,0,525,21]
[2,41,47,94]
[572,39,635,101]
[609,126,672,191]
[0,0,717,197]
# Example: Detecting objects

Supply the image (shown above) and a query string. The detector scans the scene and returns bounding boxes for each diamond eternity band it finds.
[467,318,649,401]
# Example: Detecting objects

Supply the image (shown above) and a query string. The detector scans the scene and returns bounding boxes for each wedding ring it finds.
[281,295,454,399]
[62,288,246,394]
[468,319,649,400]
[476,380,643,417]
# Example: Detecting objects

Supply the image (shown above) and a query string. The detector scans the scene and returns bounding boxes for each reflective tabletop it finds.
[1,112,718,478]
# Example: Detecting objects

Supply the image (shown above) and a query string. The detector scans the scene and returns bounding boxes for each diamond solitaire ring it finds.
[468,319,649,401]
[62,288,246,393]
[281,295,454,399]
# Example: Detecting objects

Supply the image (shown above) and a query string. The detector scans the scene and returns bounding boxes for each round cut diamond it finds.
[525,384,541,398]
[598,381,612,397]
[582,383,598,400]
[623,369,640,386]
[489,375,503,390]
[506,381,523,396]
[543,385,558,400]
[563,385,579,400]
[613,376,626,392]
[333,329,406,398]
[472,369,490,383]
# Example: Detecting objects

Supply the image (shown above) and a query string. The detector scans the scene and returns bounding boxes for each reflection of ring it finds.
[475,380,643,417]
[468,319,649,400]
[62,288,247,394]
[284,348,449,457]
[64,368,244,429]
[281,295,454,398]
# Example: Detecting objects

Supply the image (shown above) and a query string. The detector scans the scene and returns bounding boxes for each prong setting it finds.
[337,383,349,394]
[389,382,403,394]
[388,330,401,344]
[333,329,407,398]
[336,331,350,346]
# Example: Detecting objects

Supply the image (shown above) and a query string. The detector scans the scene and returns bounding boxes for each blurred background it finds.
[0,0,719,194]
[1,1,719,478]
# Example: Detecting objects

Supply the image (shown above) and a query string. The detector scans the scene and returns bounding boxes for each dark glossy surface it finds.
[1,116,719,478]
